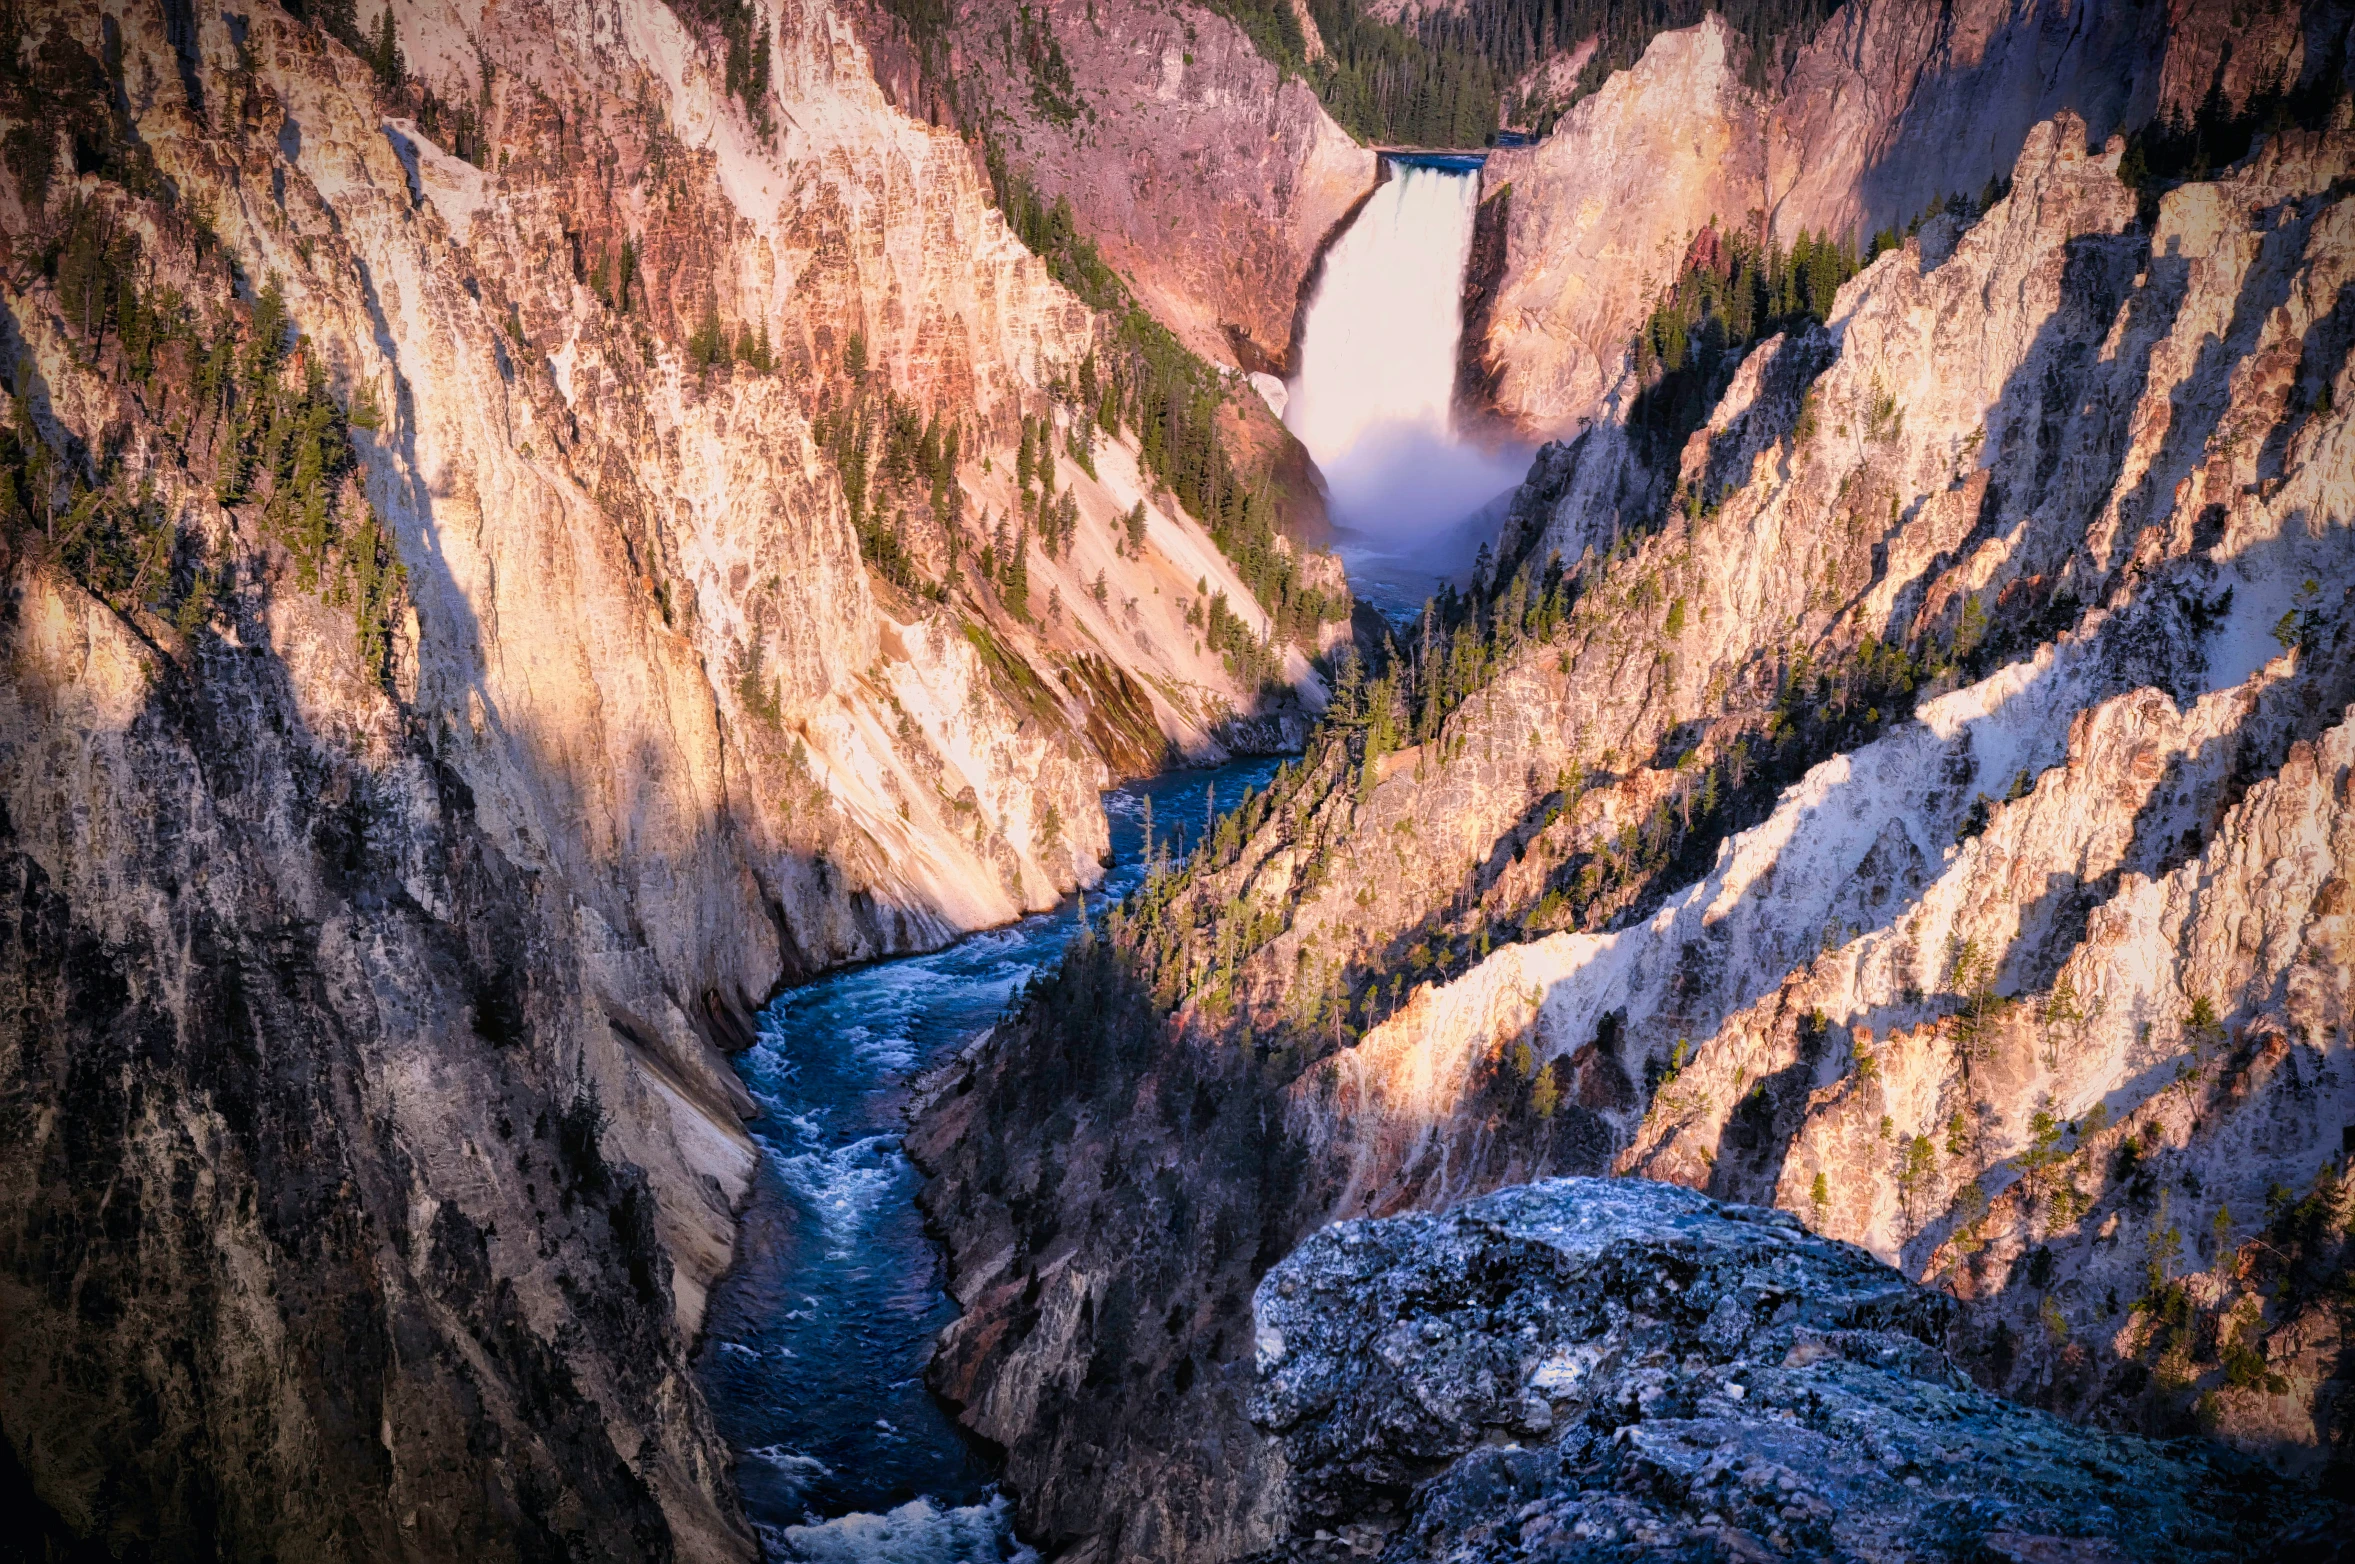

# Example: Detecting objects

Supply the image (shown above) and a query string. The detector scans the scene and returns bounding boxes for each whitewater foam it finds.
[743,1445,834,1499]
[762,1494,1039,1564]
[771,1130,908,1257]
[1286,158,1531,604]
[705,763,1288,1546]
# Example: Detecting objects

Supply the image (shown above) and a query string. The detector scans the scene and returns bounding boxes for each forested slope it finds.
[917,109,2355,1562]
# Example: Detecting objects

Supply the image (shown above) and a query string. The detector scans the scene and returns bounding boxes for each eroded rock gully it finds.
[1472,0,2354,436]
[919,0,1376,375]
[915,115,2355,1561]
[0,0,1340,1554]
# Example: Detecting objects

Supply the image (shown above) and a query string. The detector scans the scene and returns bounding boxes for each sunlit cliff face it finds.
[913,101,2355,1561]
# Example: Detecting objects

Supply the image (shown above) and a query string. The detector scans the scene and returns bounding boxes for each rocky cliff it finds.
[1473,0,2353,435]
[862,0,2342,459]
[1247,1177,2344,1562]
[916,111,2355,1561]
[0,0,1338,1553]
[921,0,1377,375]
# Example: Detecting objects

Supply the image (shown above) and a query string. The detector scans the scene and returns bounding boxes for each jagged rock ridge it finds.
[1473,0,2354,435]
[916,110,2355,1562]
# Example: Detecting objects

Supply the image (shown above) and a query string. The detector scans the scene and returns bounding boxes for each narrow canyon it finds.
[0,0,2348,1562]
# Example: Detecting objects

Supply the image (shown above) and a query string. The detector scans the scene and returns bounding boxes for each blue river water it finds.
[696,757,1283,1562]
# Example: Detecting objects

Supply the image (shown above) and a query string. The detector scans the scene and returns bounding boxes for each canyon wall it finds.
[1473,0,2354,435]
[855,0,2350,481]
[868,0,2347,458]
[935,0,1377,374]
[0,0,1335,1552]
[917,112,2355,1561]
[5,0,2348,1553]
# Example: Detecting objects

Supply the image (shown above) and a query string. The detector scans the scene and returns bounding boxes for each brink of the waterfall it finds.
[1286,155,1532,615]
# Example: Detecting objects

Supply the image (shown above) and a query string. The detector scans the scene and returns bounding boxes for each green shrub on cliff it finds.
[669,0,773,136]
[363,5,404,92]
[816,390,960,600]
[1627,221,1862,469]
[10,193,410,683]
[1012,3,1082,127]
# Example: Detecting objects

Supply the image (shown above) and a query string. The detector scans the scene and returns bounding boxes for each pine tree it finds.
[688,303,728,376]
[728,322,774,372]
[1003,522,1030,620]
[1529,1060,1558,1118]
[368,5,404,91]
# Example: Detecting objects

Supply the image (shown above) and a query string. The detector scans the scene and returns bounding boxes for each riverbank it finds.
[695,759,1283,1559]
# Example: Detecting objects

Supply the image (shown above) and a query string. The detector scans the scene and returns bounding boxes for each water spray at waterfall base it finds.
[1286,157,1532,618]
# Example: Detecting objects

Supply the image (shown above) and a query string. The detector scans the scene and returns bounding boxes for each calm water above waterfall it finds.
[1287,154,1531,617]
[698,758,1282,1562]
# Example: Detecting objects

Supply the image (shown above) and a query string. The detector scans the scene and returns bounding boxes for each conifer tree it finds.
[368,5,404,91]
[1003,522,1031,620]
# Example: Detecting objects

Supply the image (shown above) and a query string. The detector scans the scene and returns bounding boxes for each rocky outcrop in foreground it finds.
[1248,1178,2340,1562]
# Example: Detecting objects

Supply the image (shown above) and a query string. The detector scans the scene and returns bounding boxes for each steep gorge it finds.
[0,0,1345,1553]
[891,0,2355,521]
[5,0,2355,1557]
[915,109,2355,1561]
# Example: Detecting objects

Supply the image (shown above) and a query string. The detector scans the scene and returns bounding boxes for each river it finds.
[696,757,1284,1562]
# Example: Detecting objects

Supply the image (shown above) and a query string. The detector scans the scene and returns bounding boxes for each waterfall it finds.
[1286,157,1530,612]
[1288,160,1480,467]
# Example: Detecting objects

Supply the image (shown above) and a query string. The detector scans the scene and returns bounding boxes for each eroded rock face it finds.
[943,0,1377,372]
[1247,1178,2339,1563]
[917,112,2355,1562]
[0,566,757,1562]
[0,0,1333,1552]
[910,957,1305,1564]
[1473,17,1767,437]
[1473,0,2348,436]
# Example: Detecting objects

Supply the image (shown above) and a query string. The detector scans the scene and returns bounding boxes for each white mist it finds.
[1286,159,1530,612]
